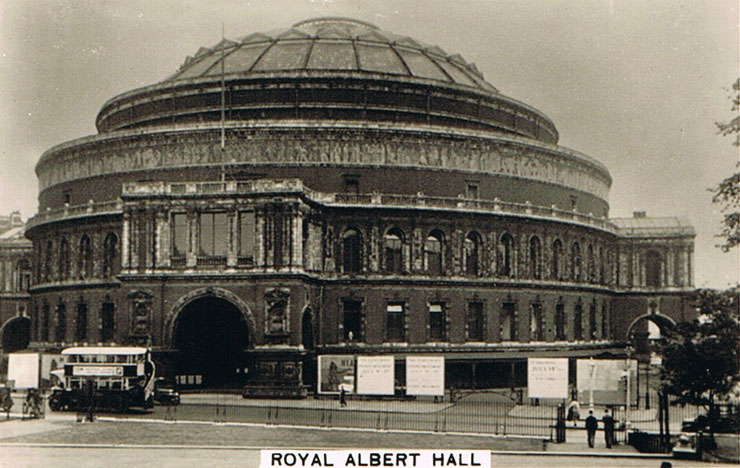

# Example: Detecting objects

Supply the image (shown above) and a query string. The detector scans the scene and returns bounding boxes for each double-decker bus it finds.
[49,346,156,412]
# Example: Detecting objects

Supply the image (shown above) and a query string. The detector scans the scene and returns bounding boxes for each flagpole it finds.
[220,23,226,182]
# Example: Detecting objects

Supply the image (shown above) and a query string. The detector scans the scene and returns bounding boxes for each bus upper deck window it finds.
[116,355,127,363]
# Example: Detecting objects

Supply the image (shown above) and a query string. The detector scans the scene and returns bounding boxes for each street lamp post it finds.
[588,357,595,410]
[625,345,633,430]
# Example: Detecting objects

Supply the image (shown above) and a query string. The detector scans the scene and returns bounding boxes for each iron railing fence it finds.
[149,393,557,438]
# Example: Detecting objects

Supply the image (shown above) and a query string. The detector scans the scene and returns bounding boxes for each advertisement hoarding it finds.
[406,356,445,396]
[527,358,569,399]
[318,355,355,394]
[356,356,394,395]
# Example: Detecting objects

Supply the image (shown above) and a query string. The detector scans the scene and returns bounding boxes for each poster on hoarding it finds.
[406,356,445,396]
[356,356,395,395]
[577,359,637,405]
[317,355,355,394]
[527,358,569,399]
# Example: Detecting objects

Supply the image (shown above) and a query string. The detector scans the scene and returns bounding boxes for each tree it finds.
[712,78,740,252]
[661,289,740,431]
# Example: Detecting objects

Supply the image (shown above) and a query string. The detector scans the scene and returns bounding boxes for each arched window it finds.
[587,244,595,283]
[598,246,605,284]
[529,236,542,279]
[103,233,118,278]
[58,238,70,281]
[552,239,563,280]
[341,229,362,273]
[78,235,92,279]
[463,232,481,276]
[383,228,404,274]
[55,301,66,343]
[571,242,582,282]
[645,250,663,287]
[424,230,444,275]
[44,240,53,282]
[499,233,514,277]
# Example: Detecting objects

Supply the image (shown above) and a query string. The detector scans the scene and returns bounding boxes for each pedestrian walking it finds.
[339,387,347,407]
[602,408,615,448]
[585,409,598,448]
[566,398,581,427]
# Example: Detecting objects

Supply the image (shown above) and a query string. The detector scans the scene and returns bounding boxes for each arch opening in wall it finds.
[425,230,444,275]
[173,295,251,388]
[1,316,31,353]
[383,227,405,274]
[498,232,514,277]
[341,228,362,273]
[464,231,481,276]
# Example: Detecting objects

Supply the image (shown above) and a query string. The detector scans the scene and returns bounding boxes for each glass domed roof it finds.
[167,17,497,93]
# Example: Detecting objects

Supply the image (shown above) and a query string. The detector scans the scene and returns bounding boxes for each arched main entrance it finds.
[173,296,251,388]
[1,316,30,353]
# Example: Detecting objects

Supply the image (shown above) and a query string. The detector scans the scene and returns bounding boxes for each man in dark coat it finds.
[602,409,615,448]
[585,409,598,448]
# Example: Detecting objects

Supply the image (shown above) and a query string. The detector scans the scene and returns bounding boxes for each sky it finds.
[0,0,738,288]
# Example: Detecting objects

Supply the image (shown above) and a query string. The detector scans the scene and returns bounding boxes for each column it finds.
[291,204,303,268]
[121,212,131,269]
[155,210,170,268]
[186,210,197,268]
[255,206,266,268]
[227,210,237,267]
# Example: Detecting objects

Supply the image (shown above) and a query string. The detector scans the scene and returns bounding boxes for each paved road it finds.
[1,446,731,468]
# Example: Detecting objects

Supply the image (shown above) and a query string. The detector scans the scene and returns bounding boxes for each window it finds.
[501,302,517,341]
[552,239,563,280]
[571,242,581,282]
[424,231,444,275]
[428,303,446,341]
[499,233,514,277]
[44,240,53,282]
[78,235,92,279]
[41,303,49,342]
[343,300,362,342]
[463,232,480,276]
[238,211,255,261]
[17,259,31,291]
[555,302,566,340]
[344,176,359,193]
[587,244,596,283]
[589,302,597,340]
[530,303,543,341]
[384,229,404,274]
[601,302,608,339]
[645,251,662,287]
[58,238,70,281]
[199,212,228,257]
[101,300,115,342]
[75,301,87,341]
[529,236,542,279]
[342,229,362,273]
[103,233,118,278]
[598,247,605,284]
[386,303,405,342]
[466,301,484,341]
[172,213,188,257]
[573,303,583,341]
[466,182,479,199]
[55,302,66,343]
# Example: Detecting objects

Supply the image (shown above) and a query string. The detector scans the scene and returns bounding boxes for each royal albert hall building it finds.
[22,17,696,396]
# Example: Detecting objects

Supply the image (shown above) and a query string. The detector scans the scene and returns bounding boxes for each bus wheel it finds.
[48,395,63,412]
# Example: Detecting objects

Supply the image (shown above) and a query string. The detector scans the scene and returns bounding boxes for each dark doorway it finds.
[173,296,250,388]
[2,317,30,353]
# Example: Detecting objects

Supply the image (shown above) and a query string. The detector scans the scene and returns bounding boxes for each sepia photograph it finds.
[0,1,738,467]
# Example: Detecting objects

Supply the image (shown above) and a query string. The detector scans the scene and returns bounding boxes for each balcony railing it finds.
[27,200,122,230]
[31,179,617,233]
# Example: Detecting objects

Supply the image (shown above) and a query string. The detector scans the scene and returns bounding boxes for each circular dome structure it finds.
[95,17,558,144]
